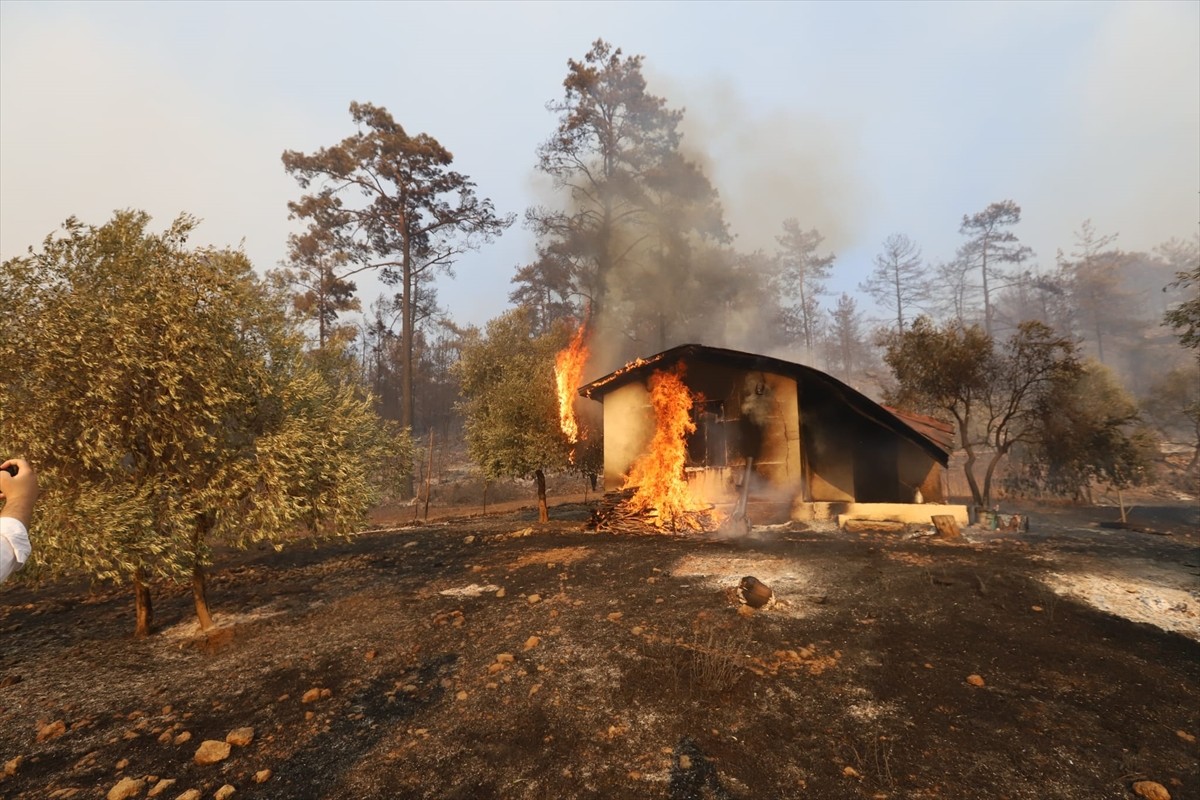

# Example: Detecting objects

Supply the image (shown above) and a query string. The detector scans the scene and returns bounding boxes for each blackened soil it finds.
[0,502,1197,800]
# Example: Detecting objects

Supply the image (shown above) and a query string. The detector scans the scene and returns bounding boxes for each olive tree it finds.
[0,211,407,635]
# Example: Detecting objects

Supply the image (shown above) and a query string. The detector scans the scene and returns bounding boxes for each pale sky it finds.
[2,0,1197,329]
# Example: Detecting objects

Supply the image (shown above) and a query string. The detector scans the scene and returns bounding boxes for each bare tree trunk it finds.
[192,560,214,631]
[423,429,434,522]
[535,469,549,523]
[133,568,153,638]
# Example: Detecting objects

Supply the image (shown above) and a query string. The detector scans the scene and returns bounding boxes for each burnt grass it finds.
[1,501,1197,799]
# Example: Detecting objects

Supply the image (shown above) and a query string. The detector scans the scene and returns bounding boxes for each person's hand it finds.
[0,458,39,528]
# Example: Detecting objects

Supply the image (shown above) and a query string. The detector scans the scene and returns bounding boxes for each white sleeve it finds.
[0,516,32,583]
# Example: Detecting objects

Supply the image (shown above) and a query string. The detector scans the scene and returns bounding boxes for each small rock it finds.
[631,626,644,636]
[147,778,176,797]
[528,683,542,696]
[193,740,231,766]
[496,653,515,664]
[36,719,67,742]
[1132,781,1171,800]
[455,690,468,701]
[4,755,24,777]
[172,731,192,746]
[1031,605,1044,612]
[301,688,322,704]
[176,790,202,800]
[966,674,986,687]
[1177,730,1196,743]
[527,594,541,605]
[161,705,173,715]
[214,786,236,800]
[679,755,692,769]
[487,662,505,675]
[523,636,540,651]
[607,612,623,622]
[842,765,861,778]
[106,777,145,800]
[157,729,174,745]
[464,535,475,544]
[319,688,332,699]
[736,604,755,618]
[253,770,272,784]
[225,727,254,747]
[364,649,377,661]
[495,588,506,598]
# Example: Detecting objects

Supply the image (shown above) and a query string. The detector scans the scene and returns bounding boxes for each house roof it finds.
[578,343,953,465]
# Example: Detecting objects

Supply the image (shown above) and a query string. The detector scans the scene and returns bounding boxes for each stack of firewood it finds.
[587,490,721,535]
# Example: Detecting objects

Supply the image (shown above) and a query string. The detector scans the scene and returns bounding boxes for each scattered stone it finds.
[106,777,144,800]
[631,626,644,636]
[364,649,377,661]
[1031,605,1044,612]
[842,766,861,778]
[172,731,192,746]
[4,755,23,777]
[301,688,322,704]
[157,729,174,745]
[175,791,202,800]
[523,636,540,650]
[320,688,332,700]
[487,662,505,675]
[495,588,506,599]
[607,612,623,622]
[966,674,986,687]
[455,690,468,701]
[214,786,236,800]
[193,740,231,766]
[736,604,756,618]
[496,653,515,664]
[1177,730,1196,743]
[678,754,692,769]
[115,758,129,770]
[50,790,81,799]
[528,683,542,696]
[147,778,176,797]
[923,663,934,669]
[1132,781,1171,800]
[304,711,315,721]
[527,594,542,605]
[226,727,254,747]
[253,770,272,784]
[36,719,67,742]
[161,705,173,715]
[464,535,475,544]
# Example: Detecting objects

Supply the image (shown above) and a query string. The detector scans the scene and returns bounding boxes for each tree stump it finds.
[931,515,961,540]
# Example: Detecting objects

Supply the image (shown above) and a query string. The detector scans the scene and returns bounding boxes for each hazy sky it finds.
[2,0,1197,329]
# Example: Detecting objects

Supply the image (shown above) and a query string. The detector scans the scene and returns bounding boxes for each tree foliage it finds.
[0,211,408,634]
[882,316,1079,508]
[1013,361,1156,500]
[455,309,572,522]
[283,101,513,434]
[1163,259,1200,354]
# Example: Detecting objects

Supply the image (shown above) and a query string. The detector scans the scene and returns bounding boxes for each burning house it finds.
[578,344,968,528]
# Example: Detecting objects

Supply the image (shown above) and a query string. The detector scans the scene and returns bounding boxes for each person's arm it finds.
[0,459,38,583]
[0,459,38,529]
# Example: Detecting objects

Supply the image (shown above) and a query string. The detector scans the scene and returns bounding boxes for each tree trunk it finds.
[981,447,1009,510]
[133,568,153,638]
[192,560,214,631]
[962,445,984,509]
[535,469,549,523]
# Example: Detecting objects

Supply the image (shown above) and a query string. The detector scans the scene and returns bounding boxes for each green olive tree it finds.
[0,211,407,635]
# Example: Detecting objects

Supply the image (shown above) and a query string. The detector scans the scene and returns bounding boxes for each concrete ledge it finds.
[794,501,969,527]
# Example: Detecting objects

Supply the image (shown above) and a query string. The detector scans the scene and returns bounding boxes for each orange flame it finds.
[554,322,590,444]
[623,365,707,527]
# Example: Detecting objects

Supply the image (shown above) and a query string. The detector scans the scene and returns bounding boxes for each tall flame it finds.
[623,365,707,527]
[554,322,590,444]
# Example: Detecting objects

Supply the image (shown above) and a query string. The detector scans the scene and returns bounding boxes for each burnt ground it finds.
[0,499,1197,800]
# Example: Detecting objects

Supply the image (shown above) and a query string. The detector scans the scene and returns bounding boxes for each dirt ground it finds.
[1,497,1197,800]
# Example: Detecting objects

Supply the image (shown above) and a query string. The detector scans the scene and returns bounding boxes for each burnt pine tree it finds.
[522,39,728,357]
[957,200,1033,337]
[775,219,835,353]
[283,102,514,437]
[269,218,361,351]
[860,233,928,332]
